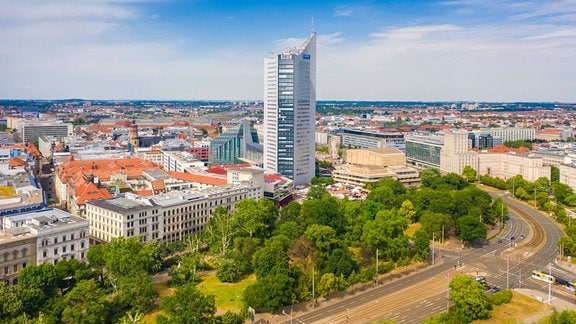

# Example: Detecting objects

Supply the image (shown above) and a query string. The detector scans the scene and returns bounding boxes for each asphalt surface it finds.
[255,191,575,324]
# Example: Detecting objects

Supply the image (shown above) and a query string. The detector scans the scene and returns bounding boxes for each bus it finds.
[532,270,555,283]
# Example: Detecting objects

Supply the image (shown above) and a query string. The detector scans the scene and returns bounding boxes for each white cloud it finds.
[317,23,576,101]
[334,7,353,17]
[0,1,138,21]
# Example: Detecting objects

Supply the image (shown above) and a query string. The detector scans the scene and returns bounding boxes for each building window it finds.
[13,265,17,272]
[80,241,85,249]
[22,262,26,268]
[62,246,67,253]
[42,250,47,258]
[3,267,7,275]
[54,248,58,255]
[71,244,75,251]
[71,233,75,240]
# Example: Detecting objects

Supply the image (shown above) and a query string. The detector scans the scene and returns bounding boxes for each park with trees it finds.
[0,168,529,323]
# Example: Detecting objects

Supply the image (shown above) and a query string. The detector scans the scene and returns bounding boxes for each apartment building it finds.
[0,209,89,285]
[85,184,262,243]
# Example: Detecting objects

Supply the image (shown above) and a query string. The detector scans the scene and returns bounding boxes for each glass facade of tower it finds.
[264,33,316,185]
[405,136,443,169]
[277,56,295,179]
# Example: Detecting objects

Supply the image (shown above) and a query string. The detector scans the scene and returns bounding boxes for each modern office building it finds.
[209,120,263,166]
[20,121,73,144]
[480,127,535,142]
[341,129,405,151]
[405,135,444,169]
[263,32,316,185]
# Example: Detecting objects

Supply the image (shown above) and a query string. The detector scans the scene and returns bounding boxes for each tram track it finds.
[504,201,546,260]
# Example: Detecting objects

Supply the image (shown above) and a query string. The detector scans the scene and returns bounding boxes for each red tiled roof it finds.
[487,144,530,154]
[167,171,227,186]
[264,174,283,181]
[75,182,112,205]
[135,189,154,196]
[8,157,27,167]
[151,179,165,191]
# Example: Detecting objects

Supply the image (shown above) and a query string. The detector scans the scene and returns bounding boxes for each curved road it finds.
[275,193,568,324]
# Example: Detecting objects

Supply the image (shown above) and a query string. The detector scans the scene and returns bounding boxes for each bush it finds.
[489,289,512,305]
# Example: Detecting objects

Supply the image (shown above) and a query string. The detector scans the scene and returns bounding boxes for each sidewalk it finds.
[516,288,576,323]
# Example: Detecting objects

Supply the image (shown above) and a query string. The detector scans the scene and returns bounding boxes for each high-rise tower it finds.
[263,32,316,185]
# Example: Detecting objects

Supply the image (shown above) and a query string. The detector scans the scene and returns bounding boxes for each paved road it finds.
[269,193,569,324]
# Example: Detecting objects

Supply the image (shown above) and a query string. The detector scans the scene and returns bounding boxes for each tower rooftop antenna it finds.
[311,17,315,33]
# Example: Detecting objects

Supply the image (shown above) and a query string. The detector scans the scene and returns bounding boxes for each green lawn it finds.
[197,272,257,312]
[143,273,256,323]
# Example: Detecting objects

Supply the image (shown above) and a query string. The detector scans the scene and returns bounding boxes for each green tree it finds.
[449,275,491,323]
[537,309,576,323]
[419,168,441,188]
[0,282,23,320]
[306,184,328,200]
[366,186,398,209]
[551,165,560,182]
[62,280,109,324]
[118,310,144,324]
[552,182,574,204]
[456,215,487,244]
[304,224,339,256]
[113,270,158,313]
[398,200,417,222]
[490,197,509,226]
[362,210,410,262]
[234,199,277,238]
[515,187,531,200]
[243,271,295,311]
[253,235,291,279]
[204,206,237,256]
[317,273,348,297]
[279,201,301,224]
[299,195,344,234]
[160,284,216,323]
[412,229,431,261]
[462,165,477,182]
[323,247,358,278]
[420,211,452,241]
[17,263,58,315]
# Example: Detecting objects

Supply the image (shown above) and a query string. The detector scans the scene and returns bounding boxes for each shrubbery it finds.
[489,289,512,305]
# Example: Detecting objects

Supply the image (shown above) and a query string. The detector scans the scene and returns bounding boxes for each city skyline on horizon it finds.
[1,1,576,102]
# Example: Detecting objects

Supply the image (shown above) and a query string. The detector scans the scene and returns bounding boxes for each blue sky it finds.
[1,0,576,102]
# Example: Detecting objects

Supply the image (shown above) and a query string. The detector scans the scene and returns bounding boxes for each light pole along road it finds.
[281,193,566,324]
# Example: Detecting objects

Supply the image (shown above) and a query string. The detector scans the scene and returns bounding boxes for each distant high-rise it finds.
[263,32,316,185]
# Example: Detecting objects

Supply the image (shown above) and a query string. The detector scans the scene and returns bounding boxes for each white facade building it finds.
[162,151,205,172]
[264,32,316,185]
[85,184,262,243]
[1,208,90,276]
[440,130,478,175]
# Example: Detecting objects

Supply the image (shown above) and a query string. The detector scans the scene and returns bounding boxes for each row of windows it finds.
[41,241,85,258]
[3,263,26,275]
[2,249,28,261]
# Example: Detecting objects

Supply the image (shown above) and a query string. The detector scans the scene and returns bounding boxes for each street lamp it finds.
[282,309,293,324]
[548,263,553,305]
